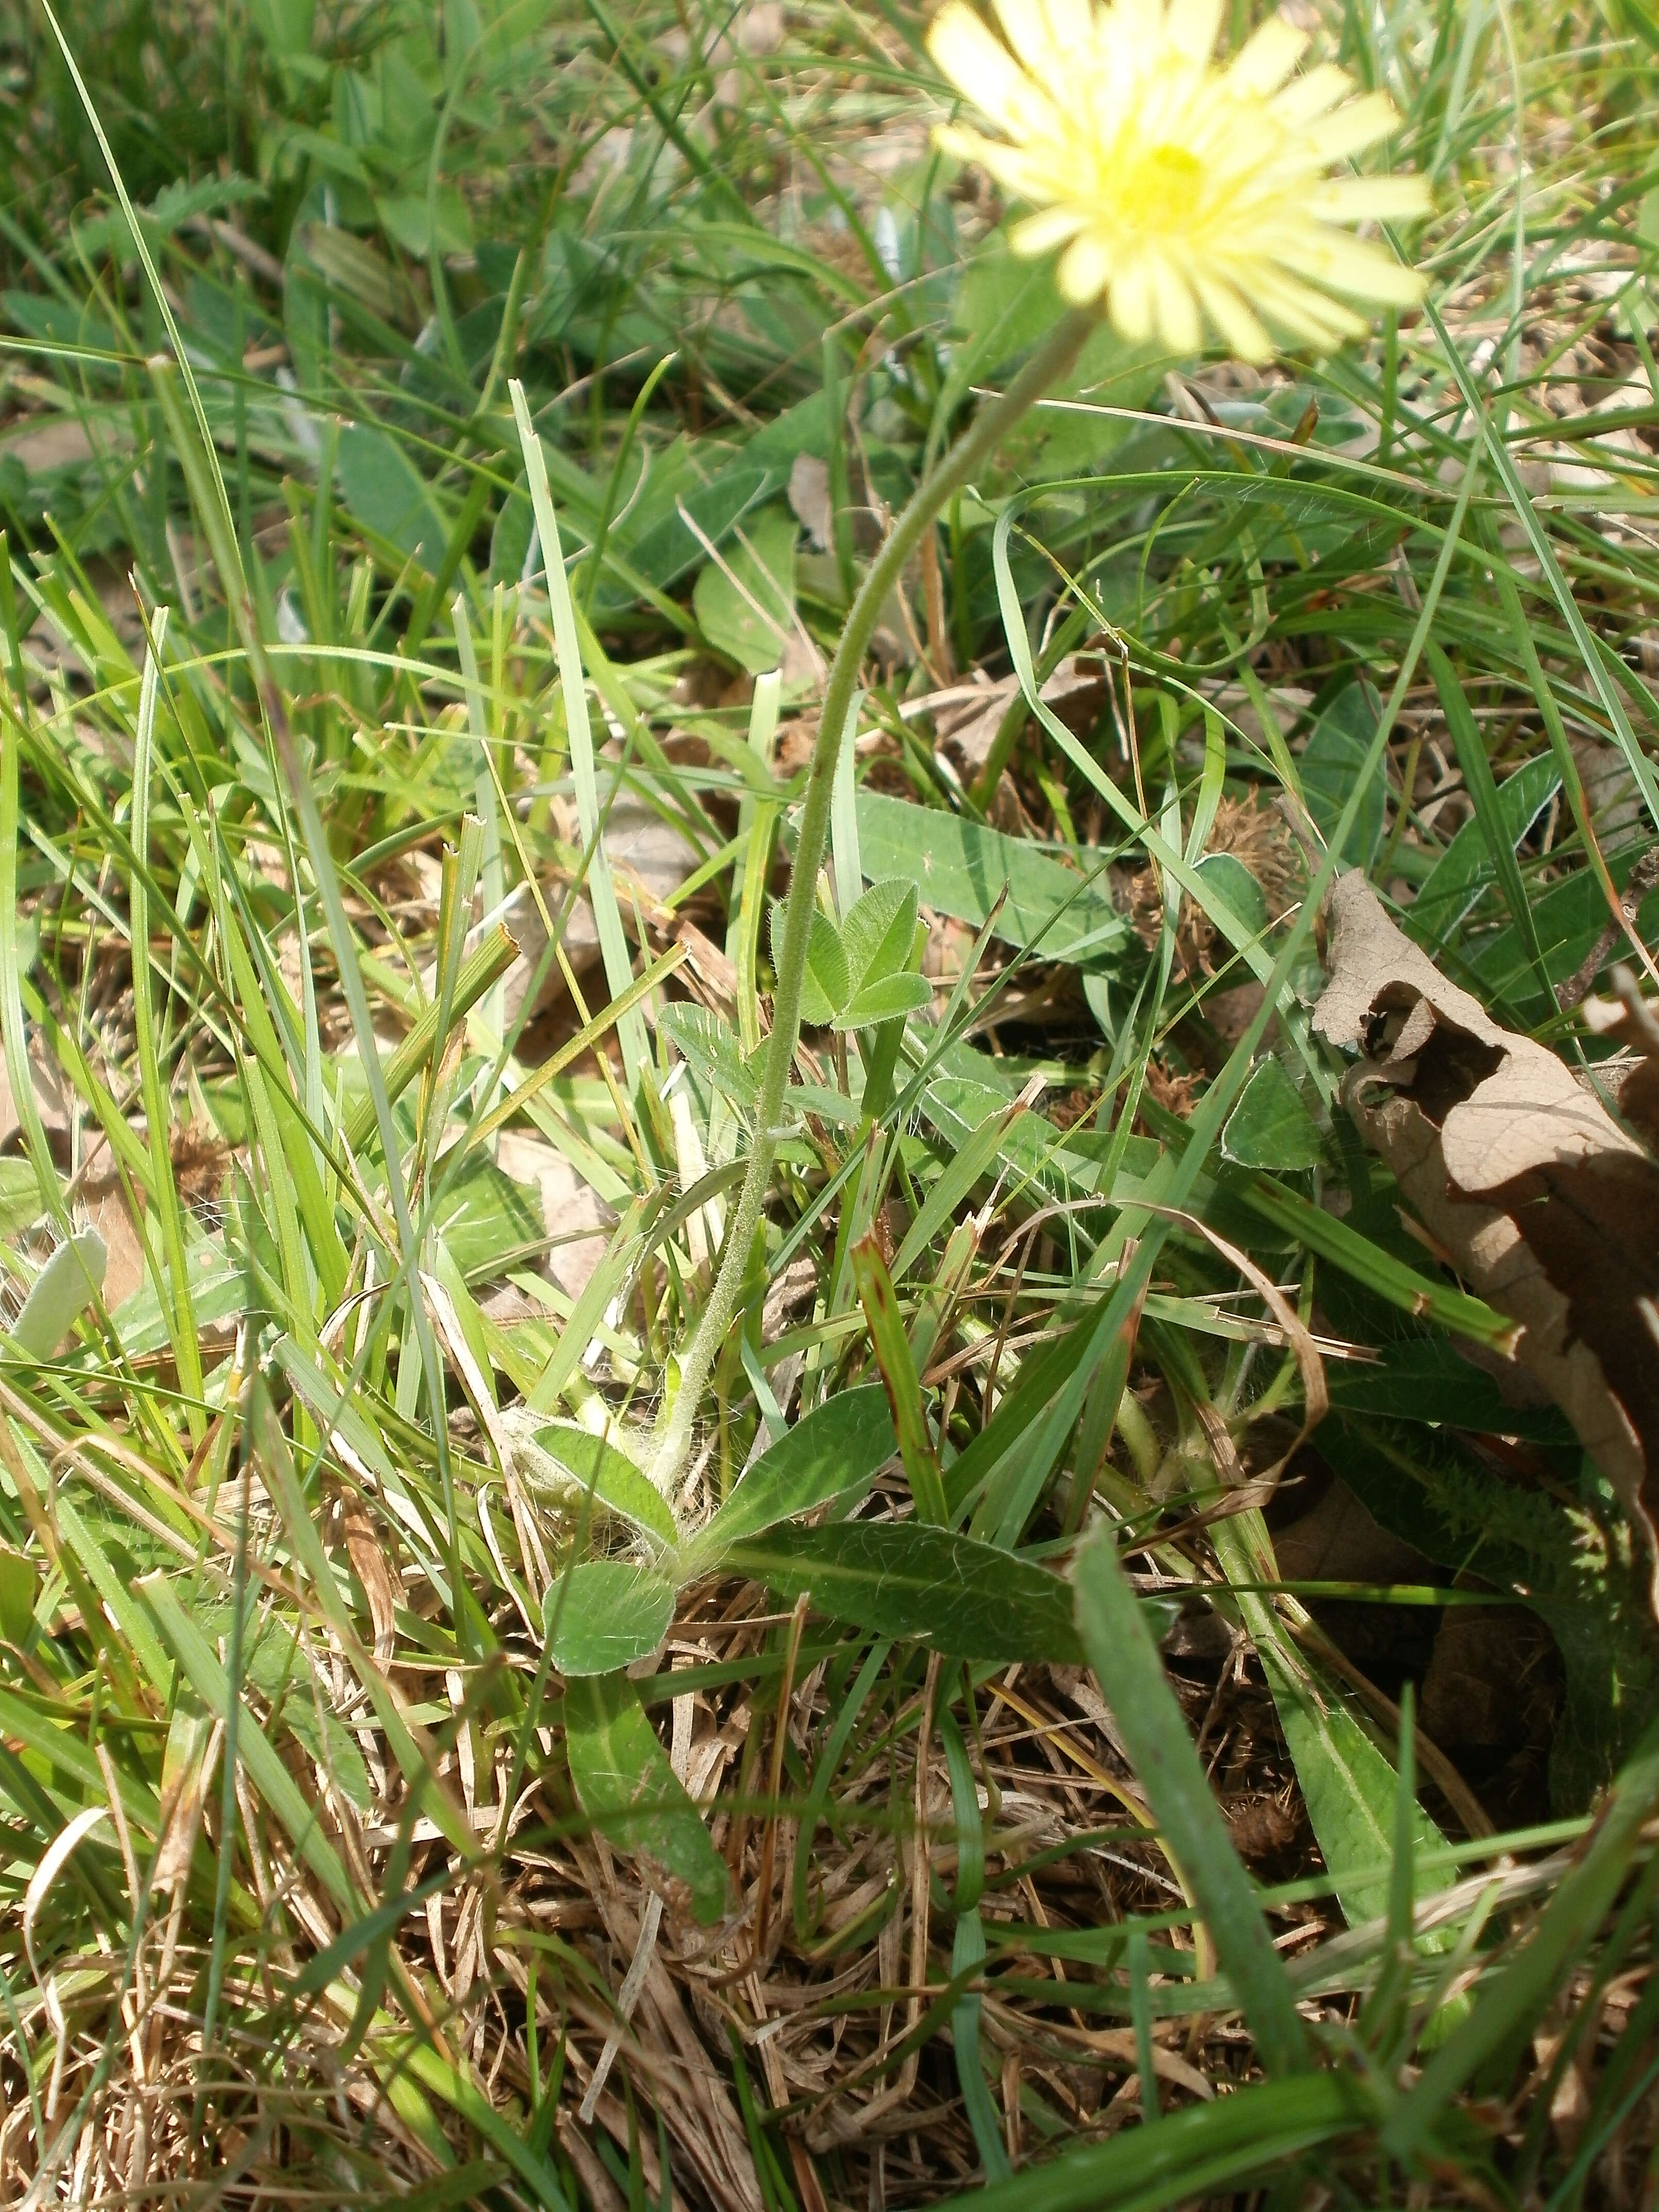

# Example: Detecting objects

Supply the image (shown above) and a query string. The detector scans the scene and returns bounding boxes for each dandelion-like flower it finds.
[928,0,1429,362]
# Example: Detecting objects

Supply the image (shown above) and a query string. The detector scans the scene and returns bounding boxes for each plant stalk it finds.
[649,308,1094,1493]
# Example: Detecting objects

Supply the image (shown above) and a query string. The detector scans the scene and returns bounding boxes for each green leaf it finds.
[1384,1716,1659,2158]
[692,505,798,673]
[247,0,315,57]
[530,1424,679,1552]
[8,1231,106,1360]
[1303,681,1385,868]
[548,1562,674,1677]
[837,971,933,1030]
[142,1575,355,1913]
[1071,1528,1309,2076]
[1221,1059,1323,1172]
[564,1671,728,1925]
[855,793,1129,968]
[725,1521,1083,1662]
[850,1235,949,1525]
[433,1149,545,1280]
[336,424,448,572]
[616,447,770,597]
[1210,1515,1450,1932]
[660,1002,762,1114]
[1467,841,1659,1019]
[1324,1338,1569,1438]
[1241,1177,1518,1350]
[926,2072,1363,2212]
[941,236,1163,479]
[1406,753,1559,952]
[491,483,534,587]
[685,1385,894,1569]
[1325,1413,1659,1807]
[771,901,849,1026]
[0,1550,37,1645]
[0,1160,44,1241]
[1193,851,1268,940]
[1425,643,1551,1003]
[196,1602,372,1810]
[840,880,919,996]
[376,188,473,258]
[945,237,1065,399]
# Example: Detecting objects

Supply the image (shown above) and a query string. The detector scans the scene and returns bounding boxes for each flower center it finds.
[1116,141,1207,235]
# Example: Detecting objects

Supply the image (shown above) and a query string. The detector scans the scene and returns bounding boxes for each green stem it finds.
[649,308,1093,1493]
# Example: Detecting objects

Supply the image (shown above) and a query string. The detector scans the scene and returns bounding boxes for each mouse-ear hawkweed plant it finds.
[647,0,1426,1495]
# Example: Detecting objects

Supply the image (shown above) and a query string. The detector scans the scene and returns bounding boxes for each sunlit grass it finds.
[0,0,1653,2204]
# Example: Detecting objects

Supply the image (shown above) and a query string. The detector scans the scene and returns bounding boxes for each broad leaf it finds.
[1408,754,1560,953]
[0,1550,36,1645]
[619,447,770,597]
[336,424,448,572]
[771,901,849,1026]
[1193,851,1268,941]
[1303,681,1385,868]
[564,1671,728,1924]
[660,1002,762,1114]
[840,881,919,999]
[0,1160,43,1241]
[693,505,798,674]
[9,1231,106,1359]
[1210,1514,1451,1933]
[1324,1338,1568,1439]
[1470,843,1659,1019]
[1222,1058,1324,1172]
[530,1424,679,1551]
[1071,1530,1309,2074]
[548,1562,674,1677]
[837,971,933,1030]
[856,793,1129,968]
[247,0,314,57]
[724,1521,1083,1662]
[685,1385,895,1569]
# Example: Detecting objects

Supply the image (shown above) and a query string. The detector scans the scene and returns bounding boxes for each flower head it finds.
[928,0,1429,362]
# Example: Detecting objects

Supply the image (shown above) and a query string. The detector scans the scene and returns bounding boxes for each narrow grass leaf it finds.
[851,1232,948,1524]
[1072,1527,1308,2073]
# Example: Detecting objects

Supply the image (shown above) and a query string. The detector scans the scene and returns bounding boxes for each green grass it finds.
[0,0,1655,2204]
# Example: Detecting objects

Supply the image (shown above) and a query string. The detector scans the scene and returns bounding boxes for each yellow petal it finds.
[1226,13,1307,97]
[1164,0,1225,61]
[929,3,1050,141]
[1249,265,1365,345]
[991,0,1089,104]
[1306,91,1403,161]
[1148,254,1202,352]
[1268,61,1354,127]
[1191,269,1273,361]
[1274,229,1427,302]
[1012,203,1089,255]
[1108,255,1155,339]
[926,0,1429,366]
[1058,232,1114,303]
[1303,174,1433,222]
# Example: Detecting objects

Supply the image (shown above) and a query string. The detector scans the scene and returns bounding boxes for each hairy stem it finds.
[649,308,1093,1494]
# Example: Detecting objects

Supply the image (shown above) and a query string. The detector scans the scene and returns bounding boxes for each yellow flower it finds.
[928,0,1429,362]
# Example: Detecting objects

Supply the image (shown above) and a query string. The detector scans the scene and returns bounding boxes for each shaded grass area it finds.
[0,0,1656,2204]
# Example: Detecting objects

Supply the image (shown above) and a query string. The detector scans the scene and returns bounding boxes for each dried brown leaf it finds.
[1315,873,1659,1604]
[339,1490,399,1662]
